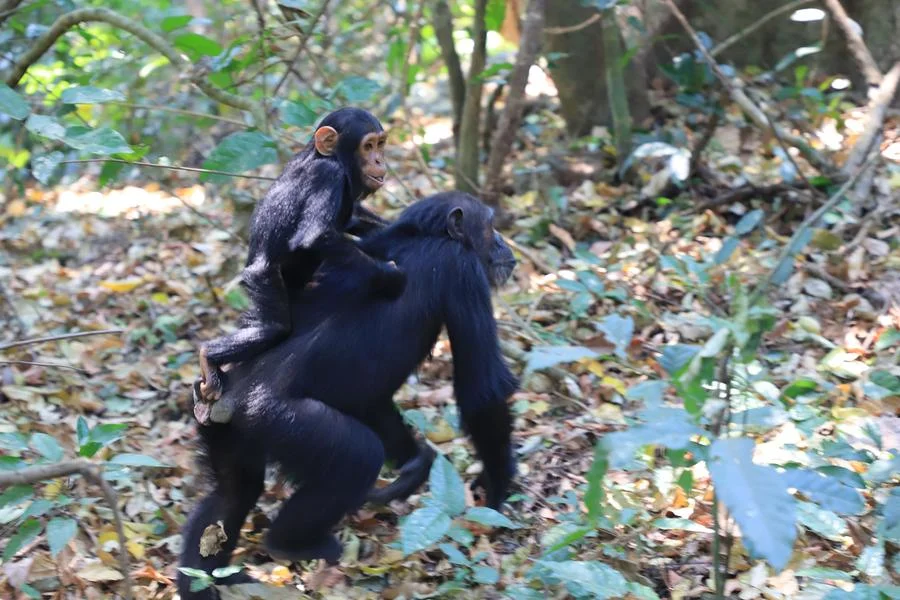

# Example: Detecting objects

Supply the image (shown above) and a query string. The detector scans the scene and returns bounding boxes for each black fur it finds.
[178,192,518,599]
[199,108,404,400]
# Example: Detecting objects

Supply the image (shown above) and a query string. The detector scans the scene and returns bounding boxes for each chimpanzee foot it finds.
[264,532,342,565]
[192,379,236,426]
[198,347,224,402]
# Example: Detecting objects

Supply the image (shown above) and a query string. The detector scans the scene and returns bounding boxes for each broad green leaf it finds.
[224,287,250,311]
[464,506,520,529]
[429,455,465,516]
[714,236,739,265]
[824,584,900,599]
[281,101,319,128]
[796,501,847,541]
[597,314,633,359]
[60,86,125,104]
[556,279,588,293]
[439,543,470,566]
[178,567,213,591]
[202,131,277,182]
[0,83,30,120]
[0,432,29,452]
[534,560,630,599]
[174,33,223,60]
[709,438,797,570]
[577,271,605,295]
[782,468,865,515]
[875,328,900,351]
[90,423,128,445]
[602,408,702,469]
[334,76,381,103]
[625,380,667,409]
[816,466,866,489]
[31,433,64,462]
[659,344,699,376]
[3,518,42,560]
[485,0,507,31]
[108,453,165,467]
[76,416,90,447]
[525,346,598,374]
[400,505,451,555]
[855,540,885,580]
[46,518,78,557]
[211,565,244,578]
[63,127,132,155]
[472,565,500,584]
[25,114,66,141]
[0,484,33,508]
[161,15,193,32]
[653,517,713,533]
[734,209,765,235]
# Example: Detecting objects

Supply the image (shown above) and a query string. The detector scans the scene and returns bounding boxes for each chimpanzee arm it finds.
[347,203,390,237]
[444,262,518,509]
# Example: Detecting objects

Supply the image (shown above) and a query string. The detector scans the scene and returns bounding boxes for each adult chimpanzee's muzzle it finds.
[489,231,516,287]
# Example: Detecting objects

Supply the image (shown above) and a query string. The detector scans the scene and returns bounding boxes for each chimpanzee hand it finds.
[470,451,517,510]
[370,260,407,299]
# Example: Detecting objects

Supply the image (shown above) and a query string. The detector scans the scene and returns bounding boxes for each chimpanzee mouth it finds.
[367,174,385,185]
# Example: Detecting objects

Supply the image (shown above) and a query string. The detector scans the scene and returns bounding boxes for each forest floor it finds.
[1,108,899,599]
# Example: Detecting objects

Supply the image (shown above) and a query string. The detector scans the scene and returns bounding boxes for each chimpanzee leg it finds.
[365,401,435,505]
[261,397,385,564]
[177,427,266,599]
[198,259,292,402]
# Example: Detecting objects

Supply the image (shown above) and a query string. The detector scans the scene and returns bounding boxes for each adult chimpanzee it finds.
[177,192,518,599]
[196,107,404,418]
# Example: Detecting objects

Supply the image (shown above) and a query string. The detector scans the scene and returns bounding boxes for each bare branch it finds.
[5,7,266,127]
[434,0,466,138]
[845,61,900,174]
[60,159,277,181]
[710,0,813,58]
[821,0,883,87]
[0,329,122,352]
[483,0,546,207]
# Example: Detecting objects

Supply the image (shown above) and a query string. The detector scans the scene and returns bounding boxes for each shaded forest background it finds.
[0,0,898,599]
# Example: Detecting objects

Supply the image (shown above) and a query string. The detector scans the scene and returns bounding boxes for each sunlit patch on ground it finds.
[52,183,208,219]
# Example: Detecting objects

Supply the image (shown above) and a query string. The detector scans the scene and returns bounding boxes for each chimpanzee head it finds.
[313,107,387,198]
[398,192,516,288]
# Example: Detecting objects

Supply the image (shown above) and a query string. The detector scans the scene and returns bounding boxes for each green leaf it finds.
[0,83,30,120]
[26,114,67,141]
[31,433,64,462]
[3,518,42,560]
[108,453,165,467]
[0,432,29,452]
[46,518,78,558]
[525,346,598,375]
[438,543,470,566]
[796,501,847,541]
[584,441,608,521]
[472,565,500,584]
[161,15,193,32]
[60,86,125,104]
[174,33,223,60]
[709,438,797,570]
[602,408,703,469]
[875,328,900,351]
[714,237,740,265]
[178,567,213,591]
[659,344,699,376]
[429,455,465,516]
[485,0,507,31]
[90,423,128,445]
[76,416,90,448]
[334,76,381,103]
[534,560,630,599]
[625,380,667,409]
[0,484,33,508]
[464,506,520,529]
[202,131,277,182]
[734,209,764,235]
[63,126,133,155]
[577,271,605,295]
[211,565,244,578]
[782,468,865,515]
[597,313,633,359]
[281,101,319,128]
[400,505,452,555]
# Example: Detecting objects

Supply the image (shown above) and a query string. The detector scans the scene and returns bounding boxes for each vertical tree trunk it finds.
[455,0,488,194]
[433,0,466,139]
[544,2,650,136]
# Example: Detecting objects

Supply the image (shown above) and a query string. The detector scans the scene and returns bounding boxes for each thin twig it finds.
[0,360,88,373]
[748,151,880,305]
[545,12,600,35]
[0,329,122,351]
[60,159,276,181]
[503,234,554,274]
[710,0,813,58]
[270,0,330,100]
[0,460,132,600]
[845,62,900,174]
[113,102,248,127]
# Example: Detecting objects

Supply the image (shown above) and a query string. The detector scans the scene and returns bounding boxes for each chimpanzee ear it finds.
[314,126,339,156]
[447,207,465,241]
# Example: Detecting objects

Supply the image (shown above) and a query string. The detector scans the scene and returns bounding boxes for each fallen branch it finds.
[0,360,87,373]
[661,0,834,175]
[483,0,546,207]
[697,183,809,212]
[60,159,277,181]
[6,7,266,127]
[0,329,122,352]
[821,0,882,87]
[0,460,132,600]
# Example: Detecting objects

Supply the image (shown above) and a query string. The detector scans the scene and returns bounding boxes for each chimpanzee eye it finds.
[378,140,386,148]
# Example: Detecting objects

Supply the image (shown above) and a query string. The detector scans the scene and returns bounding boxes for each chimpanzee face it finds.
[358,131,388,191]
[487,230,516,288]
[446,201,516,289]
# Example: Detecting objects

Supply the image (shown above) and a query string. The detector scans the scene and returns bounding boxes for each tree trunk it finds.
[544,2,651,136]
